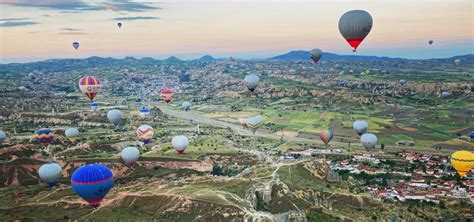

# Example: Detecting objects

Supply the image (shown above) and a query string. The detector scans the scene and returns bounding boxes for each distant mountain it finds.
[198,55,218,62]
[164,56,183,62]
[268,50,404,61]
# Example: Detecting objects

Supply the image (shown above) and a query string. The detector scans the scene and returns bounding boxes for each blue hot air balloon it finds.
[71,164,114,208]
[469,131,474,139]
[91,102,98,111]
[182,101,191,112]
[0,130,6,144]
[72,42,79,50]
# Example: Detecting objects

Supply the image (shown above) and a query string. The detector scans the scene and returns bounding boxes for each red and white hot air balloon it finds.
[338,10,373,52]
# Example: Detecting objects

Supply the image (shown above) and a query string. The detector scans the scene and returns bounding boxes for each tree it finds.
[212,164,223,176]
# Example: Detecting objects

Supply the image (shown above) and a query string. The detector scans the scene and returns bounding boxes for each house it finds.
[462,180,474,188]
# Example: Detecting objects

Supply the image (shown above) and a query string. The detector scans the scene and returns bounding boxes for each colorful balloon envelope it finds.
[136,124,154,144]
[71,164,113,208]
[172,135,189,154]
[121,147,140,166]
[160,88,173,104]
[309,48,322,63]
[239,114,249,128]
[353,120,368,136]
[399,79,407,86]
[0,130,6,144]
[182,101,191,112]
[450,150,474,177]
[78,76,101,102]
[338,10,373,52]
[247,115,263,134]
[91,102,98,111]
[319,129,334,145]
[65,128,80,143]
[72,42,79,50]
[139,107,150,118]
[244,74,260,92]
[360,133,377,150]
[469,131,474,139]
[38,163,62,187]
[36,128,54,146]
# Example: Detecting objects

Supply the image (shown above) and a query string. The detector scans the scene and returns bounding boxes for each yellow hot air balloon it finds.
[450,150,474,177]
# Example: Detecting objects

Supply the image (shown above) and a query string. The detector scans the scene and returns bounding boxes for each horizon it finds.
[1,0,473,63]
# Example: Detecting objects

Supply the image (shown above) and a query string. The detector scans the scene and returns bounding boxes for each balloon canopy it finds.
[338,10,373,52]
[38,163,62,187]
[78,76,101,102]
[450,151,474,177]
[71,164,113,208]
[310,48,322,63]
[172,135,189,154]
[36,128,54,146]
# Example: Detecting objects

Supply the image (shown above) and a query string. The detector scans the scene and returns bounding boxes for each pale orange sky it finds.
[0,0,473,62]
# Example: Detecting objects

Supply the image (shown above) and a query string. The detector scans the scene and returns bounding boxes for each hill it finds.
[268,50,404,61]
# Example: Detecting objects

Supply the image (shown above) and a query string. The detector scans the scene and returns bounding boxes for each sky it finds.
[0,0,473,63]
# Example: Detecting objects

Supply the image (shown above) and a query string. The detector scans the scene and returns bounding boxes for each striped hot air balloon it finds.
[319,129,334,145]
[78,76,100,102]
[136,125,154,144]
[139,107,150,118]
[71,164,113,208]
[247,115,263,134]
[36,128,54,146]
[160,88,173,104]
[338,10,373,52]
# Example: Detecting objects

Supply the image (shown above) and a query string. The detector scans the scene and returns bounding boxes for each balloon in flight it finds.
[78,76,101,102]
[172,135,189,154]
[72,42,79,50]
[399,79,407,86]
[428,40,433,45]
[454,59,461,65]
[469,131,474,139]
[91,102,98,111]
[182,101,191,112]
[121,147,140,166]
[117,22,122,28]
[310,48,322,63]
[441,91,451,98]
[38,163,62,187]
[160,88,173,104]
[107,109,124,127]
[36,128,54,146]
[0,130,6,144]
[450,150,474,177]
[319,129,334,145]
[247,115,263,134]
[353,120,368,136]
[360,133,377,150]
[65,128,80,143]
[71,164,113,208]
[244,74,260,92]
[136,124,154,144]
[139,107,150,118]
[338,10,373,52]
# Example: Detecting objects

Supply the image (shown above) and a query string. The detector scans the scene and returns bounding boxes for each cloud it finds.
[1,0,160,12]
[0,0,100,11]
[58,32,88,35]
[0,21,38,27]
[99,0,160,12]
[60,28,82,31]
[0,17,29,21]
[113,16,158,21]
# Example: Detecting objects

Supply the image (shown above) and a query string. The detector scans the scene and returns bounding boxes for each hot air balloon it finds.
[139,107,150,118]
[65,128,80,143]
[353,120,368,136]
[399,79,407,86]
[247,115,263,134]
[160,88,173,104]
[469,131,474,139]
[117,22,122,28]
[360,133,377,151]
[36,128,54,146]
[136,125,154,144]
[91,102,98,111]
[338,10,373,52]
[239,114,249,128]
[121,147,140,166]
[244,74,260,92]
[72,42,79,50]
[454,59,461,65]
[450,150,474,177]
[71,164,113,208]
[338,80,348,86]
[0,130,6,144]
[38,163,62,187]
[182,101,191,112]
[320,129,334,145]
[310,48,322,63]
[172,135,189,154]
[441,91,451,98]
[78,76,101,102]
[428,40,433,45]
[107,109,124,127]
